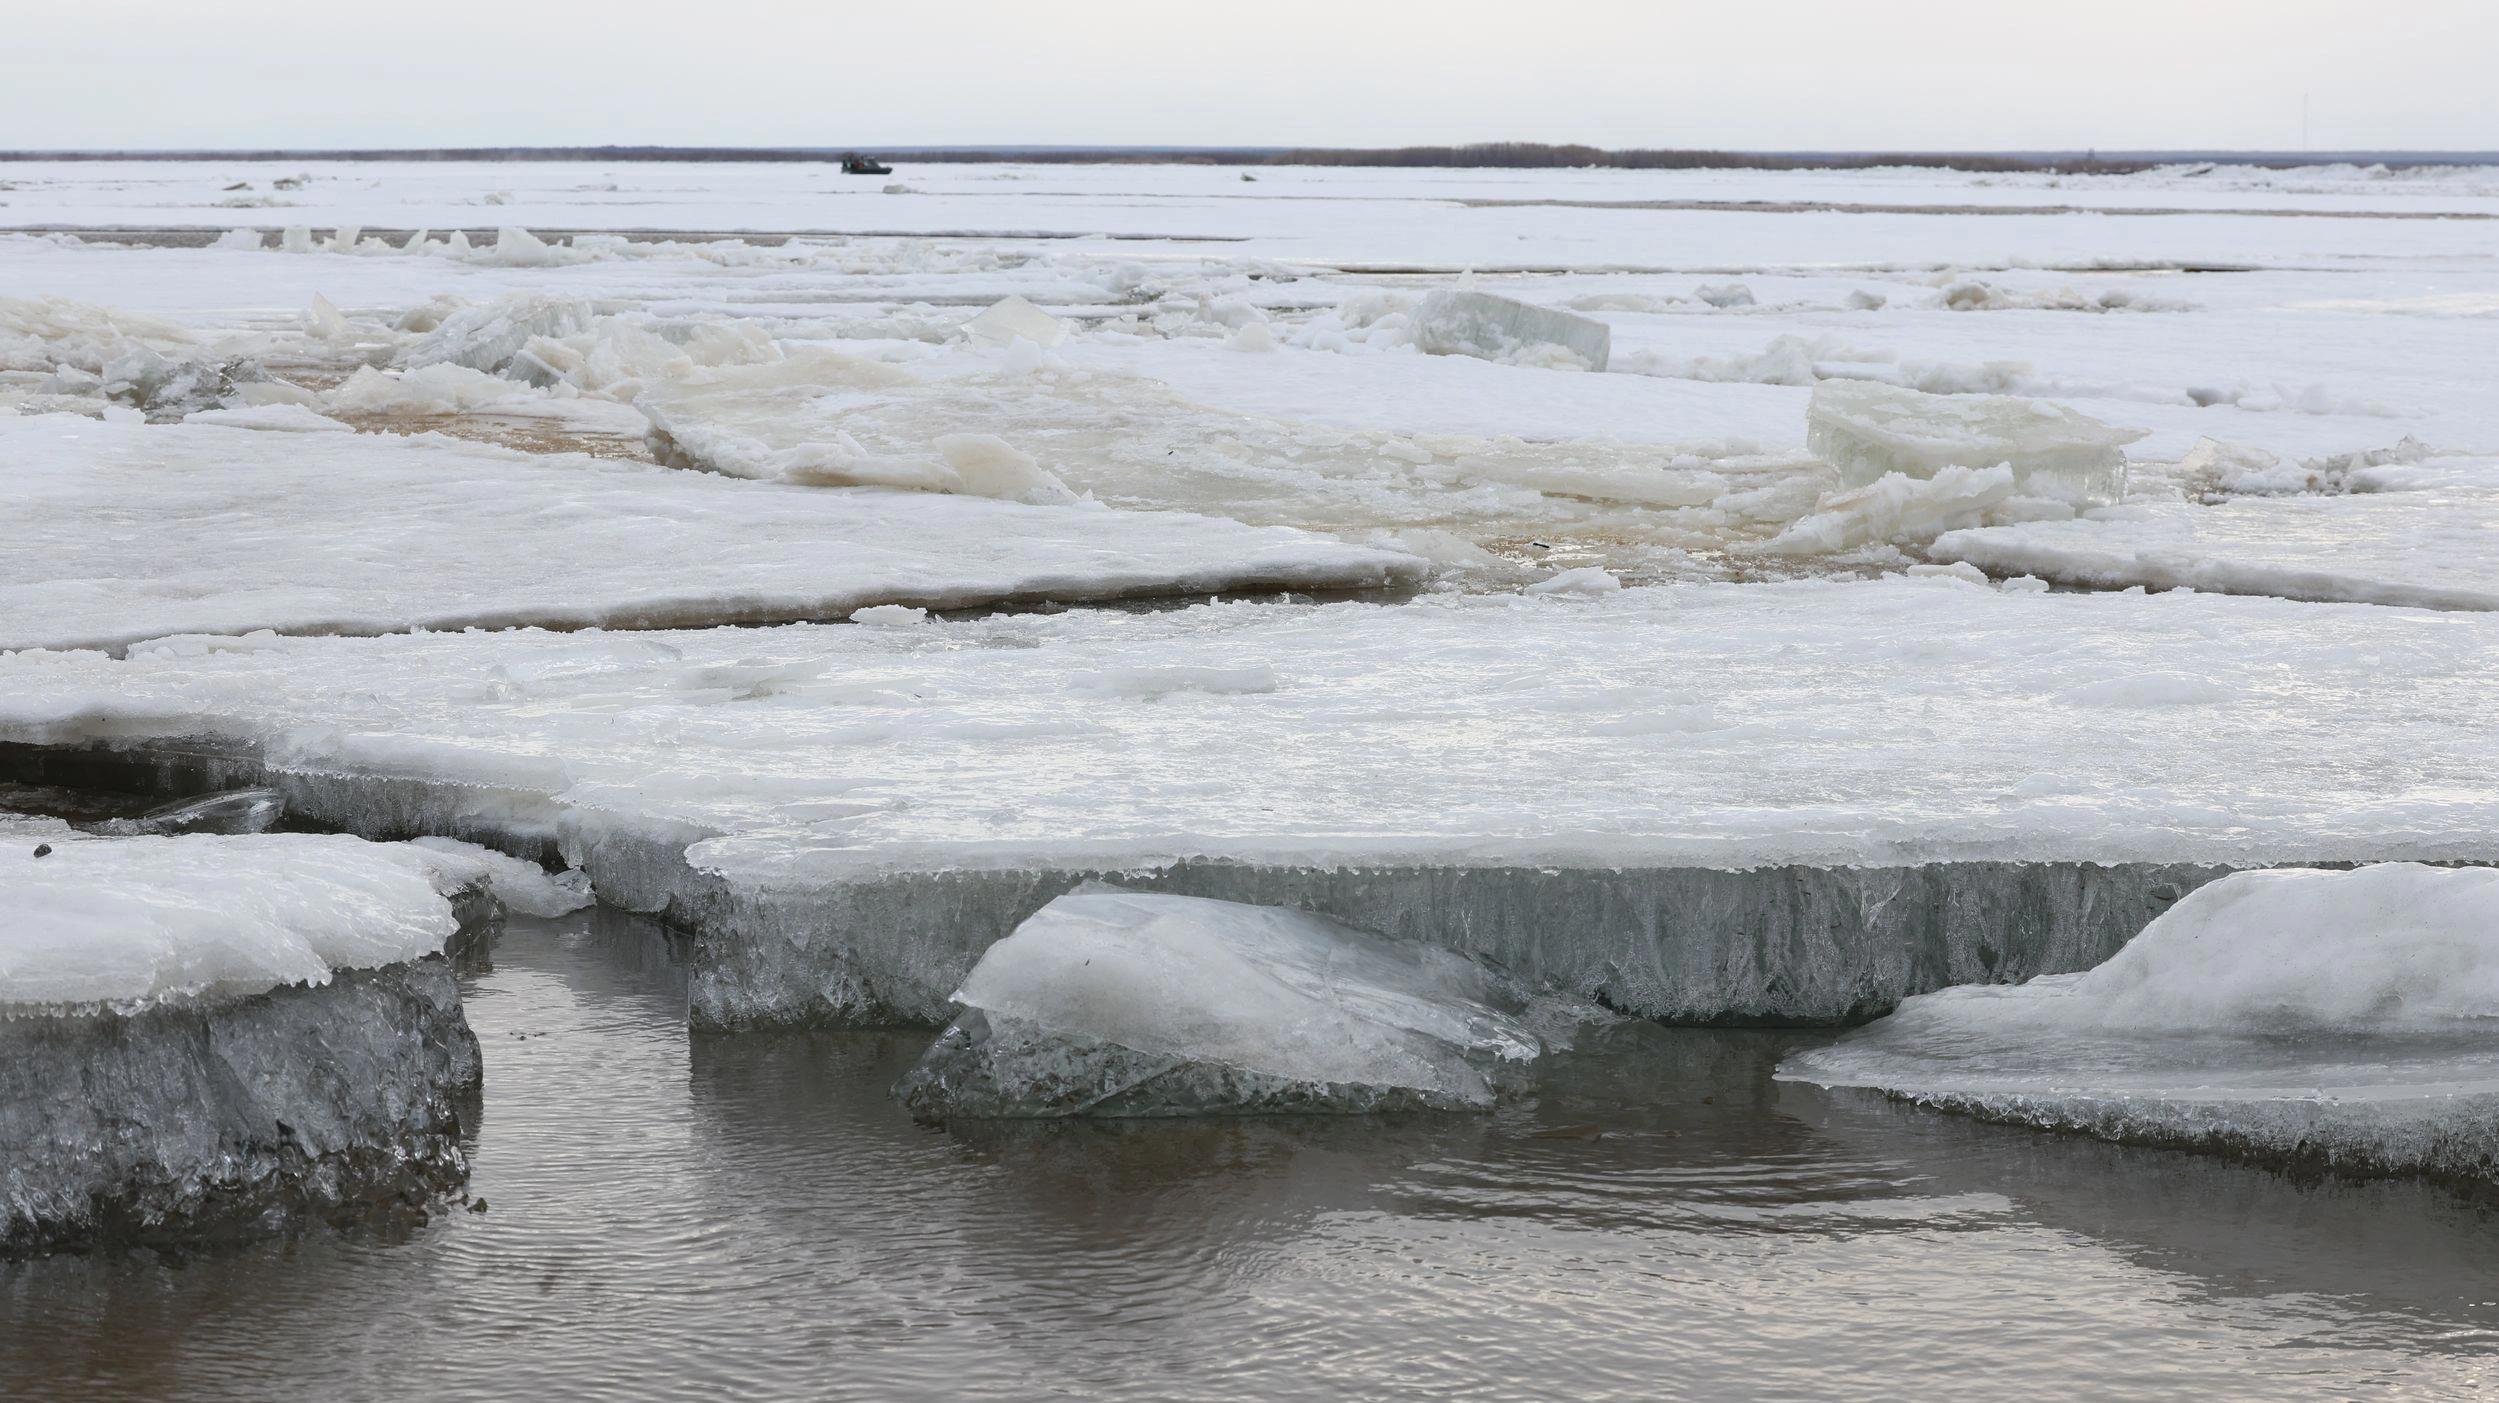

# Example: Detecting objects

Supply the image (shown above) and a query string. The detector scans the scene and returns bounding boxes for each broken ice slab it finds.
[0,414,1424,653]
[893,887,1589,1119]
[961,295,1068,350]
[1929,475,2499,612]
[1806,380,2145,505]
[1409,290,1611,371]
[0,828,497,1254]
[1779,864,2499,1184]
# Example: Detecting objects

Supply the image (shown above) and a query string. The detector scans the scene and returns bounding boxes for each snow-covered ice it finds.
[0,826,483,1008]
[1781,864,2499,1183]
[6,579,2486,878]
[0,414,1421,653]
[0,823,498,1253]
[894,886,1589,1118]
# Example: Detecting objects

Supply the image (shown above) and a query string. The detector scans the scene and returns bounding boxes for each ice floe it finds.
[0,414,1421,653]
[895,886,1592,1118]
[1781,864,2499,1183]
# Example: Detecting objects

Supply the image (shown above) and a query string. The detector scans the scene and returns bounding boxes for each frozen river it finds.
[7,908,2496,1402]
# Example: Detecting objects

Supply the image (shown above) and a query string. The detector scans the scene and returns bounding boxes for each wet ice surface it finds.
[897,888,1590,1117]
[1780,865,2499,1181]
[7,906,2498,1402]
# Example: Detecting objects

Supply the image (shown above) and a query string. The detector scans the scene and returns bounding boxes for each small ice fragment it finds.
[304,293,353,341]
[894,887,1590,1119]
[1807,380,2145,505]
[213,228,265,251]
[97,788,285,837]
[1409,290,1610,371]
[964,296,1068,350]
[1847,289,1887,310]
[1525,566,1623,596]
[850,604,930,627]
[1227,321,1279,353]
[405,837,593,918]
[1695,282,1756,308]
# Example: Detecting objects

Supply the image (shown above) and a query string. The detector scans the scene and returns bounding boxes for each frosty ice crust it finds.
[1780,864,2499,1183]
[895,887,1594,1118]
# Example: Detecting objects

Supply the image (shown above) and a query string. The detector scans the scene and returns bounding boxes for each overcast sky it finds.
[12,1,2494,152]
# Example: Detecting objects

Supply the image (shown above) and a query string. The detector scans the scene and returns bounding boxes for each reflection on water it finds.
[7,907,2499,1401]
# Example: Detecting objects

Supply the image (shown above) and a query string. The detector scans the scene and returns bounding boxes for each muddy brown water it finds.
[5,908,2497,1401]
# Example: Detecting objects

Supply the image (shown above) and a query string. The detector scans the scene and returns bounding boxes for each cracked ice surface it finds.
[1781,864,2499,1182]
[0,414,1423,654]
[2,578,2492,881]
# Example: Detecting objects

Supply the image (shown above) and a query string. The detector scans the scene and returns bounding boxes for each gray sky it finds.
[13,1,2495,152]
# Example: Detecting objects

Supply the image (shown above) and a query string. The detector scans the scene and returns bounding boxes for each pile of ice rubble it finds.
[0,804,586,1255]
[895,887,1603,1119]
[1782,863,2499,1184]
[3,277,2189,578]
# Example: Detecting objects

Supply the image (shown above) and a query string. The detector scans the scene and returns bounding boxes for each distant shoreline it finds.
[6,142,2498,173]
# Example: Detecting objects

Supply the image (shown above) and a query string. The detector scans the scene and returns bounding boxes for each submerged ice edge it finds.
[0,735,2343,1032]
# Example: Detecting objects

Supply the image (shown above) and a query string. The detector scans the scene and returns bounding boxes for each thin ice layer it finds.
[1931,478,2499,611]
[0,414,1421,653]
[895,887,1573,1117]
[1806,380,2145,503]
[0,829,472,1008]
[1780,865,2499,1181]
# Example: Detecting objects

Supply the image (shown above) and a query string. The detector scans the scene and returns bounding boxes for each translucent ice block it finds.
[1806,379,2144,505]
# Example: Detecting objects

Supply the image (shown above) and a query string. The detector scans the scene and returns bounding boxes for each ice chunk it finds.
[212,228,265,251]
[1781,864,2499,1183]
[2,958,482,1256]
[396,294,598,375]
[406,836,593,918]
[95,787,284,837]
[894,887,1588,1118]
[1755,463,2020,555]
[962,295,1068,350]
[1694,282,1756,308]
[1807,380,2145,504]
[1409,290,1610,372]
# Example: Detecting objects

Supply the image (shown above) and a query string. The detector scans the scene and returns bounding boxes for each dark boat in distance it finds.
[841,153,892,175]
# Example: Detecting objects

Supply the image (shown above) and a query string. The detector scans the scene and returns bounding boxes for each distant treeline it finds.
[5,142,2488,172]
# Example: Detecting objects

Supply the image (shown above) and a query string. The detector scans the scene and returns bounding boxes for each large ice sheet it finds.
[5,578,2491,877]
[1780,864,2499,1182]
[0,415,1421,653]
[894,887,1582,1118]
[1930,469,2499,611]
